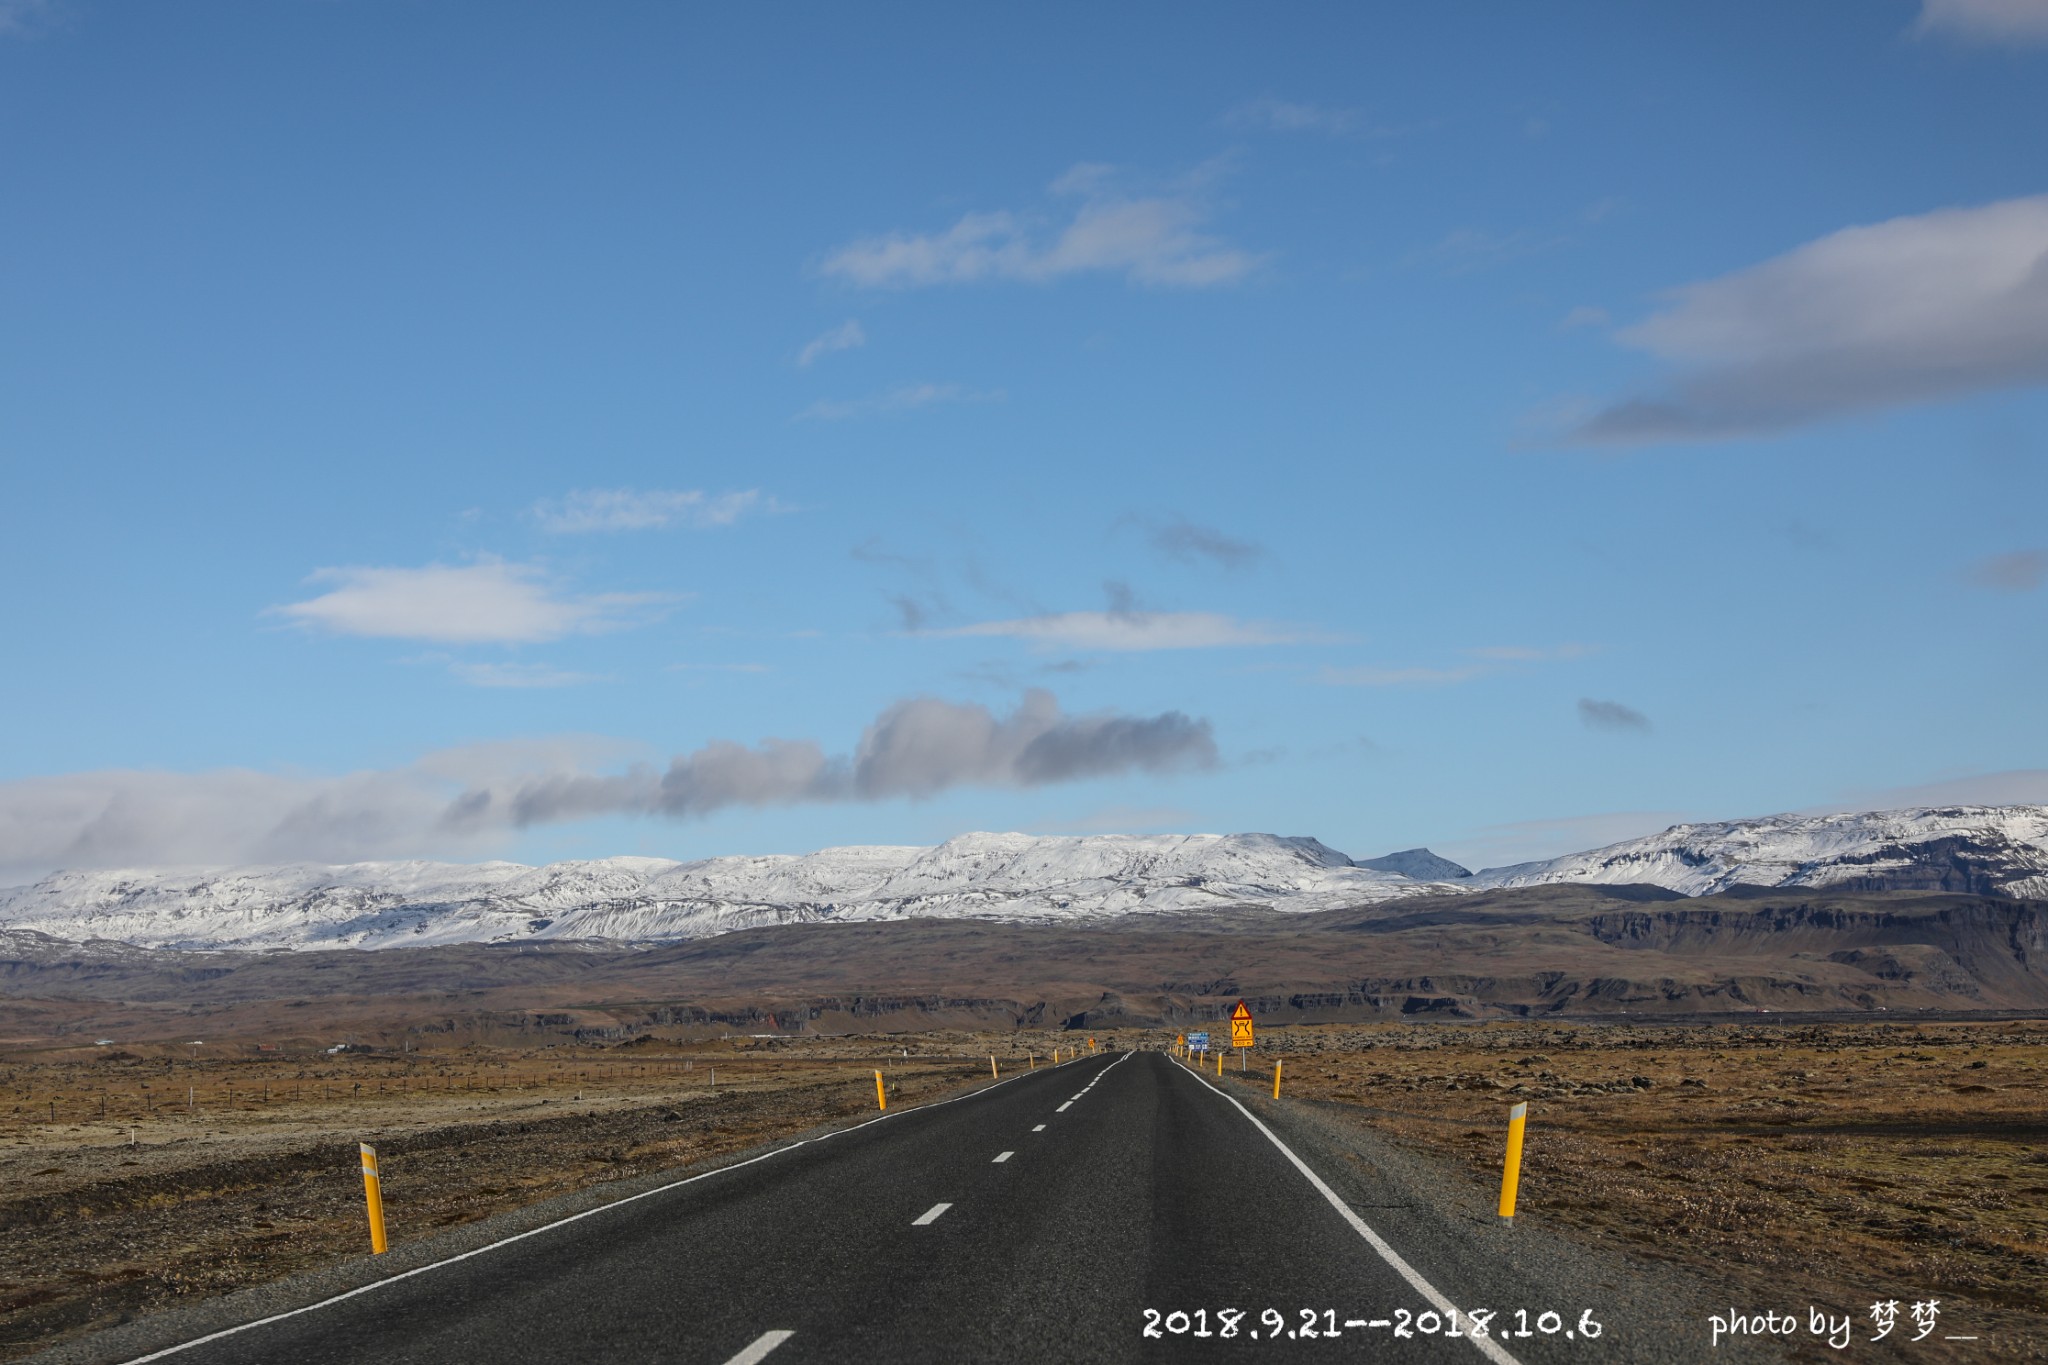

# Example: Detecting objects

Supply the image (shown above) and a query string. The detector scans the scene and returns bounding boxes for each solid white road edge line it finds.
[1181,1063,1524,1365]
[912,1202,953,1226]
[722,1329,794,1365]
[109,1053,1118,1364]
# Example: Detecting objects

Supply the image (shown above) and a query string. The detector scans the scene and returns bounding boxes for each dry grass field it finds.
[3,1020,2042,1361]
[1202,1018,2048,1361]
[0,1033,1076,1360]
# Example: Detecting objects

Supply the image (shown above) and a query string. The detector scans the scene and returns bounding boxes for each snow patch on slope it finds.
[1473,805,2048,898]
[0,832,1444,951]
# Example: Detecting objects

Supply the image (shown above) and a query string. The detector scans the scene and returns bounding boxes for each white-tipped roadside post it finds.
[359,1142,388,1254]
[1498,1101,1528,1224]
[874,1070,887,1111]
[1272,1059,1283,1098]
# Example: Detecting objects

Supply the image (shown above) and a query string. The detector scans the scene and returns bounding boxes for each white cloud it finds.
[274,559,670,644]
[797,319,867,367]
[535,488,767,533]
[1914,0,2048,44]
[1574,195,2048,442]
[934,611,1308,652]
[449,662,605,689]
[820,164,1261,290]
[1558,305,1611,330]
[0,693,1216,880]
[798,383,1002,421]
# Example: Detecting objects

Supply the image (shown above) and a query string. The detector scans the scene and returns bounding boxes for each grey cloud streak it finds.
[471,690,1216,825]
[1579,698,1652,732]
[0,694,1216,880]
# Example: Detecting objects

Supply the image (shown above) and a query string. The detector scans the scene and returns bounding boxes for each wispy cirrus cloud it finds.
[1221,98,1404,139]
[535,488,771,533]
[0,0,54,38]
[1316,664,1489,687]
[1317,643,1594,687]
[1570,194,2048,443]
[668,662,774,675]
[274,559,672,644]
[0,692,1217,880]
[1468,643,1595,663]
[449,662,605,689]
[820,163,1262,290]
[798,382,1003,421]
[1914,0,2048,44]
[1967,548,2047,591]
[933,600,1312,652]
[797,319,866,367]
[1412,226,1567,276]
[1821,767,2048,811]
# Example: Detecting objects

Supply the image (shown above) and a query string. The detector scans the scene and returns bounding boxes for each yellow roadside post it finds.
[990,1054,999,1079]
[1215,1049,1223,1077]
[359,1142,388,1254]
[1028,1052,1035,1070]
[1272,1059,1283,1098]
[875,1070,887,1111]
[1499,1102,1528,1223]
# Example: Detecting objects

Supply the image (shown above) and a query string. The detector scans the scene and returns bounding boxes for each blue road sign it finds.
[1187,1031,1210,1051]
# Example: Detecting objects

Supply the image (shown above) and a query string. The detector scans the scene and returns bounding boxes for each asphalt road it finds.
[99,1051,1646,1364]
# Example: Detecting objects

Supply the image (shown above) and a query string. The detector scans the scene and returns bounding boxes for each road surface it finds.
[79,1051,1681,1364]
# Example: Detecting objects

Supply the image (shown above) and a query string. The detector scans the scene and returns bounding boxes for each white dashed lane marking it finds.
[993,1151,1013,1163]
[911,1202,952,1226]
[1056,1102,1072,1112]
[1032,1124,1045,1132]
[722,1330,793,1365]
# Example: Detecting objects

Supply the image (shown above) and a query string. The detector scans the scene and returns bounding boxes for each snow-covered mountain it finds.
[4,807,2045,954]
[1474,805,2048,899]
[1356,847,1473,880]
[0,832,1448,951]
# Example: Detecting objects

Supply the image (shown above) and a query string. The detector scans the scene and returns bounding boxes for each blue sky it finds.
[3,0,2046,881]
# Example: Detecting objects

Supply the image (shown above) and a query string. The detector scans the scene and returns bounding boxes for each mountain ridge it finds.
[3,805,2045,953]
